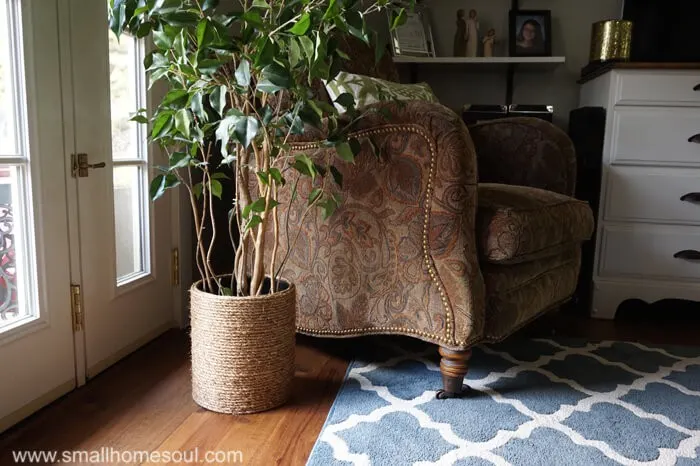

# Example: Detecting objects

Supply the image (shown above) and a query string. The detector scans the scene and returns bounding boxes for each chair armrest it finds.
[276,101,485,349]
[469,117,577,196]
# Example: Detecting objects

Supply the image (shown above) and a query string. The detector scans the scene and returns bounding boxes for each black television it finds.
[622,0,700,62]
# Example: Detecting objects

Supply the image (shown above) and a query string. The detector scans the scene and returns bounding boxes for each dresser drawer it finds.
[599,225,700,281]
[611,107,700,166]
[605,166,700,224]
[617,71,700,106]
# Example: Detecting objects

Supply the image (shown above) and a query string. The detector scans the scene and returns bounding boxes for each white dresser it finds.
[580,67,700,319]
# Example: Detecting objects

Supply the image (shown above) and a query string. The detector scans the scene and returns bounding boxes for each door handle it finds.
[71,153,106,178]
[680,193,700,203]
[694,83,700,91]
[673,249,700,261]
[689,134,700,144]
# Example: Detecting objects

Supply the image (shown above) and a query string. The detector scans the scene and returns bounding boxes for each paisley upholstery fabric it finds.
[277,101,485,350]
[469,118,577,196]
[274,105,592,351]
[477,183,595,264]
[482,249,582,341]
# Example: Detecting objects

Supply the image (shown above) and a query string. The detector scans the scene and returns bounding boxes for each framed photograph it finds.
[388,8,436,57]
[509,10,552,57]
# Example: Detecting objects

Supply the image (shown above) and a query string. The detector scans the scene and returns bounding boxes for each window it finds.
[0,0,39,333]
[108,31,150,285]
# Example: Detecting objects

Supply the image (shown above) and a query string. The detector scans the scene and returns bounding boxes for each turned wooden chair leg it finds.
[436,347,472,399]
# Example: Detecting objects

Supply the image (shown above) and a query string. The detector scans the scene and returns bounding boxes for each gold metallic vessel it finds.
[589,20,633,62]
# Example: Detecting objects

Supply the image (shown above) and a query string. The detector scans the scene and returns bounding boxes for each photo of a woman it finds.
[516,19,544,54]
[509,10,552,57]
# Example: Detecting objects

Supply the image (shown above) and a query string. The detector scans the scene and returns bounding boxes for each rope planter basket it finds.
[190,278,296,414]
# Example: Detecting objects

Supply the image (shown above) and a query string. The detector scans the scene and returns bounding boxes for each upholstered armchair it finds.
[275,45,594,398]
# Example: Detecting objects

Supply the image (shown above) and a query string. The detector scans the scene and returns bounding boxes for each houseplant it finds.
[109,0,411,413]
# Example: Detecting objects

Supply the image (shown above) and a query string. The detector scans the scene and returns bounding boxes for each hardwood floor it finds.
[1,310,698,465]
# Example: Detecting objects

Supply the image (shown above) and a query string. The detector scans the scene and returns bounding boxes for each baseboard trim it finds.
[86,322,175,379]
[0,379,75,434]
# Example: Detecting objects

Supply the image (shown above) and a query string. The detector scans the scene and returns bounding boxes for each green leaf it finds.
[334,92,355,109]
[330,165,343,187]
[153,27,173,49]
[257,63,292,93]
[256,171,269,185]
[149,174,165,201]
[252,0,270,8]
[174,108,191,138]
[151,112,173,140]
[245,215,262,231]
[235,59,251,87]
[202,0,219,11]
[289,39,301,68]
[298,35,315,62]
[189,92,207,122]
[349,137,362,156]
[162,89,189,107]
[254,38,276,68]
[211,172,230,180]
[233,116,259,149]
[196,19,214,49]
[322,0,339,20]
[335,142,355,163]
[161,11,199,27]
[210,85,227,117]
[269,167,285,186]
[289,13,311,35]
[130,114,148,124]
[242,10,264,28]
[308,187,322,205]
[319,198,338,220]
[293,154,316,180]
[220,287,233,296]
[193,182,203,199]
[136,22,152,38]
[169,152,191,169]
[109,1,126,37]
[198,58,228,75]
[149,0,180,15]
[210,178,223,199]
[391,8,408,31]
[149,173,179,201]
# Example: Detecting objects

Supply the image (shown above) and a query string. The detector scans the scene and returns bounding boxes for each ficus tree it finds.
[109,0,412,296]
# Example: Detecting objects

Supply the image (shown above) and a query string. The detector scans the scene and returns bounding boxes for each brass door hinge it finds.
[71,153,106,178]
[70,284,83,332]
[171,248,180,286]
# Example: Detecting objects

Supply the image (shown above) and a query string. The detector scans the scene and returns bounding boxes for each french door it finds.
[0,0,76,432]
[64,0,176,380]
[0,0,180,432]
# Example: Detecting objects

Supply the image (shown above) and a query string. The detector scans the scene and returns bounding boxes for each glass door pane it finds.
[0,0,39,335]
[108,31,150,285]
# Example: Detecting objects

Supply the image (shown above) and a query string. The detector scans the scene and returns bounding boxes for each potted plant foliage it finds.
[109,0,411,413]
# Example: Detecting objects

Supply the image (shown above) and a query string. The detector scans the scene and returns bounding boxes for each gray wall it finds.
[370,0,623,128]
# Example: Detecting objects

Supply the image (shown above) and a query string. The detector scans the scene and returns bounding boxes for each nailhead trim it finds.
[290,124,456,345]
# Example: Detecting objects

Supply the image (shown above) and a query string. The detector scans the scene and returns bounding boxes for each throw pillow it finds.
[324,71,438,113]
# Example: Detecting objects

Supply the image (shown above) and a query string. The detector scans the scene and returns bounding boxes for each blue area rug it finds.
[306,338,700,465]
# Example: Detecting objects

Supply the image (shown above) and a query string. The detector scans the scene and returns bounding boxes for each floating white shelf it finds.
[392,56,566,65]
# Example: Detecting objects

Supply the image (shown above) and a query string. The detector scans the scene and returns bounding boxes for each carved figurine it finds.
[482,28,496,57]
[453,9,467,56]
[465,9,479,57]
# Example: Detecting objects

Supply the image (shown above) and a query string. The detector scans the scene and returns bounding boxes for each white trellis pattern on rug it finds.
[310,339,700,466]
